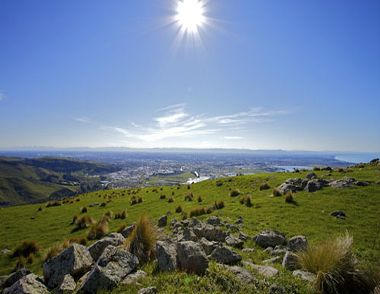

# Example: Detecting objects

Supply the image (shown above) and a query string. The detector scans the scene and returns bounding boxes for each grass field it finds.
[0,164,379,292]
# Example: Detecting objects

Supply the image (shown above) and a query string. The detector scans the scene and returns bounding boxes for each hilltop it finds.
[0,160,379,293]
[0,157,119,206]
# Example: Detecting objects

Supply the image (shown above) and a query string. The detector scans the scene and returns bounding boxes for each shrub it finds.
[88,217,109,240]
[189,207,207,217]
[130,196,138,206]
[230,189,240,197]
[197,196,203,203]
[125,215,156,264]
[187,184,191,190]
[285,192,295,204]
[72,215,96,232]
[12,240,40,258]
[160,194,166,200]
[168,197,174,203]
[298,233,378,294]
[80,207,88,214]
[272,188,282,197]
[76,198,80,202]
[214,200,225,210]
[259,182,271,190]
[71,215,79,225]
[175,205,183,213]
[206,207,213,214]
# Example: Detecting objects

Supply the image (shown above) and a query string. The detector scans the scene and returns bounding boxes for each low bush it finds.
[37,206,42,212]
[230,189,240,197]
[272,188,282,197]
[46,201,61,208]
[125,215,156,264]
[181,211,188,220]
[12,240,40,258]
[100,202,106,207]
[197,196,203,203]
[216,180,223,187]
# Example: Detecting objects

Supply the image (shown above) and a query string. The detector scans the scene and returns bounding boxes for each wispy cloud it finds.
[112,104,287,143]
[74,116,91,123]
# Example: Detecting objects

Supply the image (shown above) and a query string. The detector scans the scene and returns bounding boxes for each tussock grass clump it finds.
[125,215,156,264]
[46,201,61,208]
[272,188,282,197]
[230,189,240,197]
[175,205,183,213]
[239,195,253,207]
[185,192,194,201]
[88,217,109,240]
[181,211,188,220]
[104,210,113,219]
[12,240,40,258]
[37,206,43,212]
[72,215,96,232]
[214,200,225,210]
[298,233,378,294]
[130,196,143,205]
[160,194,166,200]
[100,202,106,207]
[115,209,127,220]
[80,207,88,214]
[285,192,295,204]
[313,167,321,171]
[117,224,126,233]
[197,196,203,203]
[189,207,207,218]
[216,180,223,187]
[168,197,174,203]
[259,182,271,190]
[45,244,63,261]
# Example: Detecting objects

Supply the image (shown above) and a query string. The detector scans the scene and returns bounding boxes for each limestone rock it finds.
[156,240,177,272]
[54,274,76,294]
[292,270,316,282]
[225,235,244,249]
[138,286,157,294]
[177,241,209,275]
[282,251,300,271]
[4,274,49,294]
[120,224,136,238]
[88,233,125,261]
[210,246,242,265]
[253,230,286,249]
[158,215,168,227]
[288,235,308,252]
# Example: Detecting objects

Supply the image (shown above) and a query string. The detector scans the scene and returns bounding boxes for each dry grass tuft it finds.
[214,200,225,210]
[272,188,282,197]
[87,217,109,240]
[12,240,40,258]
[115,209,128,219]
[72,215,96,232]
[125,215,156,264]
[189,207,207,217]
[175,205,183,213]
[285,192,295,204]
[239,195,253,207]
[230,189,241,197]
[259,182,271,190]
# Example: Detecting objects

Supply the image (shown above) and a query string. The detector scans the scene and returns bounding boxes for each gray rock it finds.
[88,233,125,261]
[210,246,242,265]
[207,216,221,226]
[138,286,157,294]
[269,284,286,294]
[0,248,11,255]
[193,224,227,242]
[158,215,168,227]
[306,172,317,180]
[78,245,139,293]
[176,227,198,242]
[254,230,286,249]
[329,177,356,188]
[121,270,147,285]
[242,248,255,253]
[120,224,136,238]
[235,216,244,224]
[271,248,287,257]
[239,232,249,241]
[221,265,256,283]
[243,261,278,278]
[43,244,93,289]
[292,270,316,282]
[4,274,49,294]
[288,235,308,252]
[277,178,306,194]
[355,181,369,186]
[156,241,177,272]
[54,274,76,294]
[2,268,31,289]
[225,235,244,249]
[199,237,218,255]
[282,251,299,271]
[177,241,209,275]
[263,256,282,264]
[304,179,324,192]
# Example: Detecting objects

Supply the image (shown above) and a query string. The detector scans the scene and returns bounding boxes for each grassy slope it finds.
[0,165,379,292]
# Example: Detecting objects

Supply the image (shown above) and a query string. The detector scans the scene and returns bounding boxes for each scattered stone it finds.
[235,216,244,224]
[193,224,227,242]
[271,248,287,257]
[262,256,282,264]
[225,235,244,249]
[242,248,255,253]
[306,172,317,180]
[329,177,356,188]
[288,235,308,252]
[199,237,218,255]
[269,284,286,294]
[0,248,11,255]
[4,274,49,294]
[2,268,31,289]
[356,181,369,186]
[121,270,147,285]
[43,244,93,289]
[156,241,177,272]
[330,210,346,219]
[138,286,157,294]
[120,224,136,238]
[88,233,125,261]
[55,274,76,294]
[78,245,139,293]
[243,261,279,278]
[304,179,324,192]
[210,246,242,265]
[207,216,221,226]
[282,251,300,271]
[176,227,198,242]
[277,178,307,194]
[239,232,249,241]
[177,241,209,275]
[254,230,286,249]
[292,270,316,282]
[158,215,168,227]
[221,265,256,283]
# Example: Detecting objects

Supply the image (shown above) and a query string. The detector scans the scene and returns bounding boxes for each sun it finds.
[175,0,206,34]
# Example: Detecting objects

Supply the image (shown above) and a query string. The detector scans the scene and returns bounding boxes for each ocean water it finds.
[335,153,380,164]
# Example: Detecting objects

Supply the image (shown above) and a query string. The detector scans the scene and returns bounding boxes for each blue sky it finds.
[0,0,379,151]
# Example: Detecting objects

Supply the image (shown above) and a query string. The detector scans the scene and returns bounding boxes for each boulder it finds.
[263,256,282,264]
[269,284,286,294]
[330,210,346,219]
[207,216,221,226]
[239,232,249,241]
[225,235,244,249]
[356,181,369,186]
[176,227,198,242]
[292,270,316,282]
[55,274,76,294]
[243,261,279,278]
[329,177,356,188]
[78,245,139,293]
[121,270,147,285]
[253,230,286,249]
[199,237,218,255]
[288,236,308,252]
[210,246,242,265]
[282,251,300,271]
[177,241,209,275]
[4,274,49,294]
[43,244,93,289]
[158,215,168,227]
[277,178,307,194]
[120,224,136,238]
[138,286,157,294]
[194,224,227,242]
[2,268,31,289]
[304,179,324,192]
[221,265,256,283]
[88,233,125,261]
[306,172,317,180]
[156,241,177,272]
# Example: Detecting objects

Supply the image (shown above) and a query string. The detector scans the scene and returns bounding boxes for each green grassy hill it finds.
[0,163,379,293]
[0,157,118,206]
